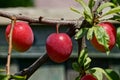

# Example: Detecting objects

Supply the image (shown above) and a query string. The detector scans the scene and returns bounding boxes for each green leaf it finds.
[116,27,120,49]
[105,69,120,80]
[102,6,120,17]
[89,68,103,80]
[78,48,88,67]
[84,57,91,70]
[89,67,120,80]
[93,26,110,54]
[75,28,88,40]
[110,14,120,22]
[0,69,6,72]
[97,2,116,13]
[75,0,93,24]
[88,0,95,10]
[89,67,111,80]
[0,75,10,80]
[110,0,120,6]
[75,76,80,80]
[11,75,26,80]
[70,7,81,14]
[87,27,94,40]
[72,62,80,72]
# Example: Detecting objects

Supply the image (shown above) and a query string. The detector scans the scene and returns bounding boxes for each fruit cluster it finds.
[5,21,73,63]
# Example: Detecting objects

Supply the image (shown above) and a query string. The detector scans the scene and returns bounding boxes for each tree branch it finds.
[15,53,49,79]
[0,11,77,26]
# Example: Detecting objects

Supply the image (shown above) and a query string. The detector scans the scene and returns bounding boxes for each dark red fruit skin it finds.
[5,22,34,52]
[81,74,97,80]
[46,33,72,63]
[91,22,116,52]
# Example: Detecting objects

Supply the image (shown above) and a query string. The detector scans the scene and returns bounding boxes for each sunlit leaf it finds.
[70,7,81,14]
[102,6,120,17]
[78,48,88,67]
[89,68,103,80]
[97,2,116,13]
[105,69,120,80]
[110,14,120,22]
[0,75,10,80]
[11,75,26,80]
[75,28,88,40]
[84,57,91,70]
[93,26,110,54]
[89,67,111,80]
[75,0,93,24]
[88,0,95,10]
[87,27,94,40]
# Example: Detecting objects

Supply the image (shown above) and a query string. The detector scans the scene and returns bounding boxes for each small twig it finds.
[6,16,16,75]
[56,24,60,34]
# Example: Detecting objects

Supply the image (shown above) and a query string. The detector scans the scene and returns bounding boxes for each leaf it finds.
[116,27,120,49]
[110,14,120,21]
[84,57,91,70]
[89,67,111,80]
[75,76,80,80]
[88,0,95,10]
[78,48,88,64]
[75,28,88,40]
[105,69,120,80]
[72,62,80,72]
[93,26,110,54]
[97,2,116,13]
[0,75,10,80]
[75,0,93,24]
[102,6,120,17]
[11,75,26,80]
[89,67,120,80]
[0,69,6,72]
[70,7,81,14]
[87,27,94,40]
[110,0,120,6]
[89,68,103,80]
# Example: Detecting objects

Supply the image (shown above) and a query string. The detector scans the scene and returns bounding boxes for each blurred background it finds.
[0,0,120,80]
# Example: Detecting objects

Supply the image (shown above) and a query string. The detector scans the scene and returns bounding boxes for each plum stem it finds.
[56,24,60,34]
[6,16,16,75]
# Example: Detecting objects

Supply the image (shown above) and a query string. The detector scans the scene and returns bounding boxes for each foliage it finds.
[72,0,120,80]
[72,0,120,52]
[116,27,120,48]
[72,48,120,80]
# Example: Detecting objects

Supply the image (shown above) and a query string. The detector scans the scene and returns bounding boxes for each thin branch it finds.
[6,17,16,75]
[15,53,49,79]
